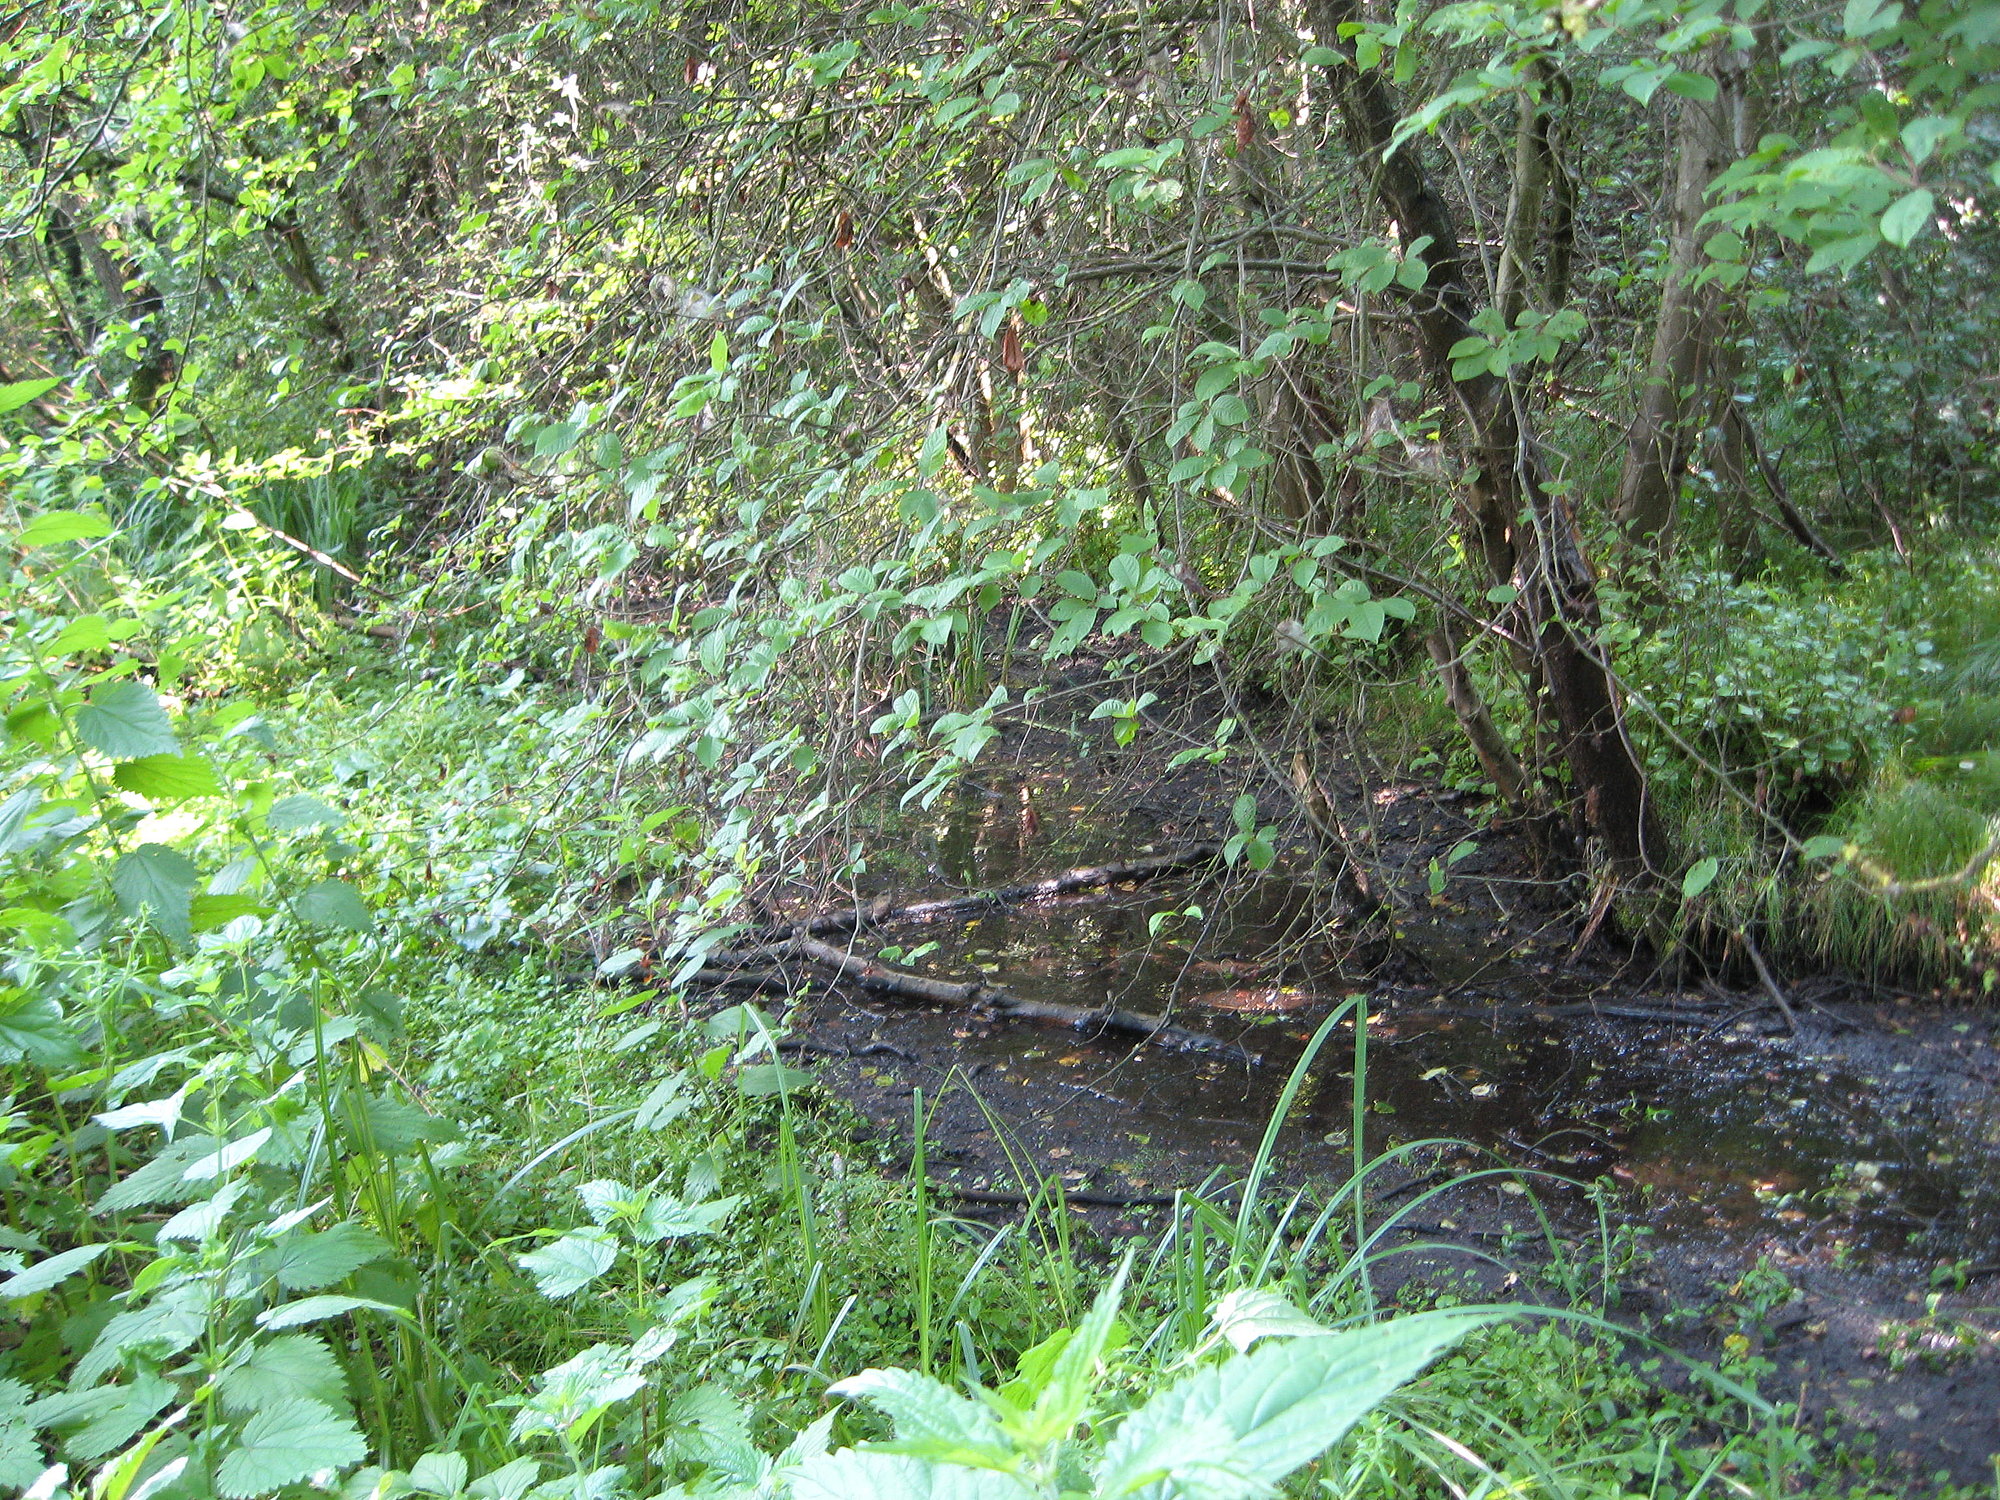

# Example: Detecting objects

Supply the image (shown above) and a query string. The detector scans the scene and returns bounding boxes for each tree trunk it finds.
[1312,2,1662,881]
[1614,42,1754,546]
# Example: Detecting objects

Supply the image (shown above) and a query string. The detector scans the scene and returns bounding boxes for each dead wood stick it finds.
[941,1184,1179,1209]
[780,842,1226,938]
[783,933,1260,1063]
[1739,932,1799,1036]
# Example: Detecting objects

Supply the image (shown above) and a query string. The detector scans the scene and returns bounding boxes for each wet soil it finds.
[737,712,2000,1486]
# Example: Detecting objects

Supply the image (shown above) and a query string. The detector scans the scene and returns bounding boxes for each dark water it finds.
[825,771,2000,1264]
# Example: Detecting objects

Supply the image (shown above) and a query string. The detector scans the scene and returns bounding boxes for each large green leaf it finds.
[111,844,198,943]
[828,1368,1011,1469]
[0,987,77,1067]
[516,1230,618,1299]
[262,1222,391,1291]
[76,682,178,760]
[94,1134,223,1213]
[112,754,225,802]
[1208,1287,1332,1352]
[215,1397,367,1497]
[295,879,374,934]
[1095,1309,1498,1498]
[266,794,344,832]
[0,1378,40,1490]
[0,787,44,856]
[218,1335,349,1415]
[789,1452,1030,1500]
[28,1374,175,1464]
[0,1242,110,1300]
[0,378,62,418]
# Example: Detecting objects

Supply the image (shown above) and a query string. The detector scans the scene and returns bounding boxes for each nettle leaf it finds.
[94,1135,224,1213]
[409,1451,470,1496]
[633,1194,741,1244]
[256,1294,408,1330]
[827,1368,1009,1465]
[76,682,179,760]
[0,787,44,855]
[0,988,77,1067]
[1209,1287,1332,1351]
[112,754,225,802]
[789,1451,1026,1500]
[215,1397,367,1497]
[296,879,374,934]
[263,1222,392,1291]
[29,1373,175,1464]
[267,794,344,832]
[0,1241,111,1300]
[1098,1309,1496,1495]
[218,1334,349,1415]
[518,1230,618,1299]
[112,844,198,943]
[0,1378,39,1490]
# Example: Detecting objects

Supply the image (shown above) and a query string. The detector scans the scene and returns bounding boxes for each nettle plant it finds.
[753,1267,1497,1500]
[0,508,463,1497]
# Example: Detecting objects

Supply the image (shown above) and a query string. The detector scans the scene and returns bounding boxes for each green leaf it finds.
[789,1452,1025,1500]
[518,1230,618,1299]
[215,1397,367,1497]
[635,1072,695,1130]
[0,377,62,417]
[218,1335,349,1415]
[255,1294,409,1330]
[1681,856,1722,899]
[736,1063,816,1097]
[1800,834,1849,859]
[112,844,198,943]
[1879,188,1934,247]
[29,1374,174,1464]
[409,1452,471,1496]
[0,1242,110,1300]
[1805,231,1880,275]
[112,754,225,802]
[0,1378,40,1490]
[0,787,43,855]
[709,331,730,373]
[826,1368,1012,1469]
[296,879,374,934]
[267,794,344,831]
[1209,1287,1332,1351]
[1661,70,1718,101]
[1097,1310,1496,1496]
[94,1135,224,1213]
[0,987,74,1066]
[632,1194,740,1243]
[76,682,179,760]
[263,1222,392,1291]
[184,1127,273,1180]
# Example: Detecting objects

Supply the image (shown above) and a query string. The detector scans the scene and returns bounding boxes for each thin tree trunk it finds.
[1312,2,1661,880]
[1426,622,1531,811]
[1614,42,1753,546]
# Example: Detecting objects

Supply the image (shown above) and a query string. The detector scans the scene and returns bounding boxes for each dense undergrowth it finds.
[1,509,1992,1500]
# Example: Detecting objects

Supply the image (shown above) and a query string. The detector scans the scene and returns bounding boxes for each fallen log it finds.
[782,932,1260,1063]
[778,842,1226,938]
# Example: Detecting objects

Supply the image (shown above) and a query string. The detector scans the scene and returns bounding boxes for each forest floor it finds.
[691,663,2000,1489]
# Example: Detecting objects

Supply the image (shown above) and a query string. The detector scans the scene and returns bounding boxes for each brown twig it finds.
[779,932,1259,1062]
